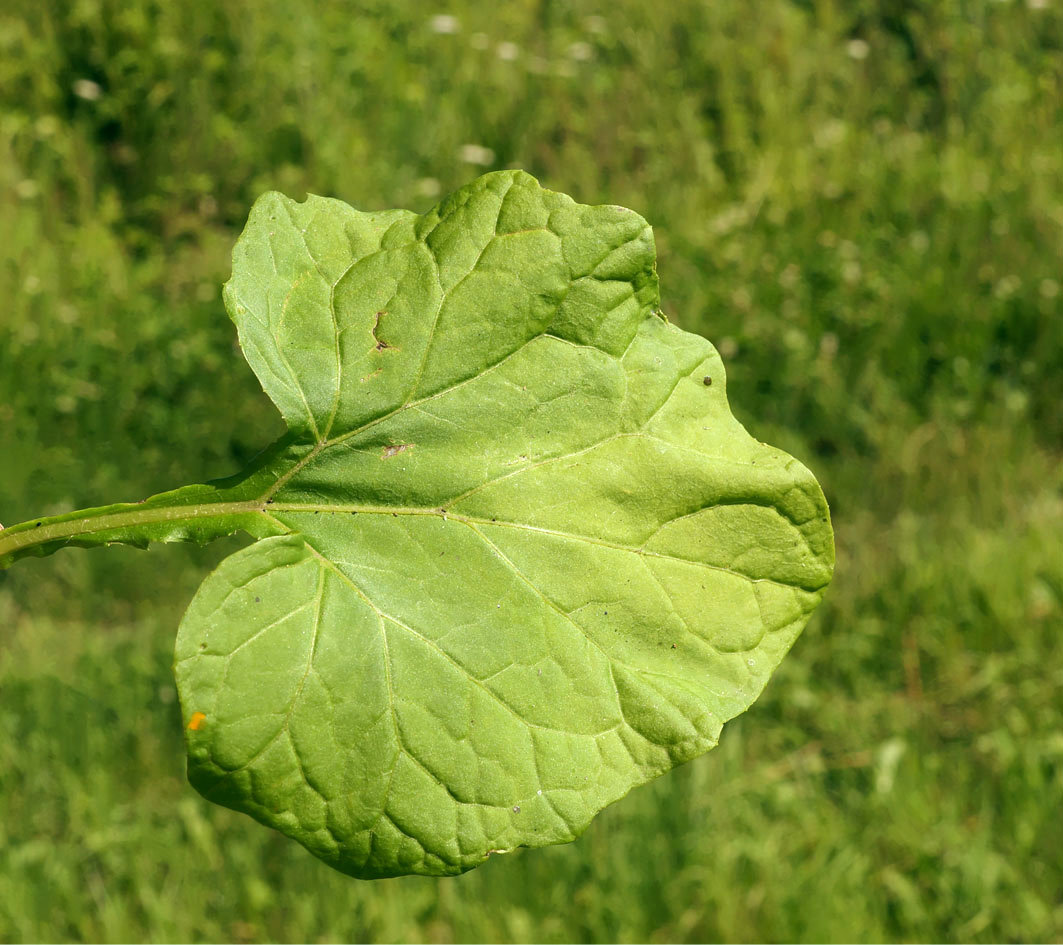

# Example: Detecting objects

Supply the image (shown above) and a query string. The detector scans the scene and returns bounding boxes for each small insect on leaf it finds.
[187,711,207,731]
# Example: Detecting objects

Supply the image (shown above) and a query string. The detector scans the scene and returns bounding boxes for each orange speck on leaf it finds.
[188,711,207,731]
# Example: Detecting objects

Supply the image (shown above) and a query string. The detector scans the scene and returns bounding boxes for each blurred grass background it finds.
[1,0,1061,941]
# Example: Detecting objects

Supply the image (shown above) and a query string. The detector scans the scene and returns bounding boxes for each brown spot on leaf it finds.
[371,311,394,351]
[382,443,413,459]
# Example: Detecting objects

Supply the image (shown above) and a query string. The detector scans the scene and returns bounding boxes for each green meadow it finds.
[1,1,1061,940]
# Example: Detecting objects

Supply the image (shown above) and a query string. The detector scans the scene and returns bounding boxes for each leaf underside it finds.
[27,171,837,878]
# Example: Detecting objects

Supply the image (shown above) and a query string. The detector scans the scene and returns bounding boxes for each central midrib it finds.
[0,496,811,591]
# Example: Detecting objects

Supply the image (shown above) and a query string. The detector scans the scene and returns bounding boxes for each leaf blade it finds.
[170,170,835,878]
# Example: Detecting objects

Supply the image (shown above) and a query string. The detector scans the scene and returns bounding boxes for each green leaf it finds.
[1,171,833,879]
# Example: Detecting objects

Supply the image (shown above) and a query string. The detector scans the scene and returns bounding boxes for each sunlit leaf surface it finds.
[1,172,833,878]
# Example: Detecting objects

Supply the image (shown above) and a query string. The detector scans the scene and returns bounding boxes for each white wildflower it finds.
[428,14,460,34]
[846,38,870,60]
[72,78,102,101]
[457,144,495,166]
